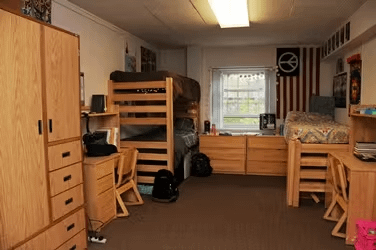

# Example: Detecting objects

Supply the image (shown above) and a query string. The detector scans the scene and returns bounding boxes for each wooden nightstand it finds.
[83,154,120,231]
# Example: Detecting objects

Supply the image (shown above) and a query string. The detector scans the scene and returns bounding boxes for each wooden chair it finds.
[323,155,349,238]
[115,147,144,217]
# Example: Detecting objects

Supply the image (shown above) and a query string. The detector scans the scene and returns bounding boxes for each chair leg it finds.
[124,180,144,206]
[323,194,339,222]
[115,191,129,217]
[331,209,347,238]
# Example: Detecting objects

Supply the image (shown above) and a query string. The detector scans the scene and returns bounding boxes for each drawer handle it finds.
[38,120,43,135]
[63,175,72,182]
[62,151,71,158]
[49,119,53,133]
[65,197,73,205]
[69,245,77,250]
[66,223,75,231]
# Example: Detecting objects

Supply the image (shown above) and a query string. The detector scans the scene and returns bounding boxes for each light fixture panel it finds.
[208,0,249,28]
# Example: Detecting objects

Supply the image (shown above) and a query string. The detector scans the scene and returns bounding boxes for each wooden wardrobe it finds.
[0,9,86,250]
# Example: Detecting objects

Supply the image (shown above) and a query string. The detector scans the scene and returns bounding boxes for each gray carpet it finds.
[88,175,353,250]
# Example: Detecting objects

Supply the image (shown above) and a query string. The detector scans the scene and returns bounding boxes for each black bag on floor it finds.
[191,153,212,177]
[152,169,179,202]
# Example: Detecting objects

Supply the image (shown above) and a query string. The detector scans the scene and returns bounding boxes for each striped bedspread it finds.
[284,111,349,144]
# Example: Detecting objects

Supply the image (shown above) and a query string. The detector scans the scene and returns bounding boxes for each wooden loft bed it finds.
[107,75,200,184]
[285,110,350,207]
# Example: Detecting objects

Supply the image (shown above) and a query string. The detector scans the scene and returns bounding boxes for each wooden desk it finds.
[83,153,120,231]
[329,151,376,245]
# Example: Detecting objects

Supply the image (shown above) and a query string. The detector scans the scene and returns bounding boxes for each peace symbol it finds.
[278,52,299,73]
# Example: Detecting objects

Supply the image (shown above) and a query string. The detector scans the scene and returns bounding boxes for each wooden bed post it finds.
[287,139,301,206]
[287,140,295,206]
[292,140,302,207]
[166,77,174,173]
[107,80,114,112]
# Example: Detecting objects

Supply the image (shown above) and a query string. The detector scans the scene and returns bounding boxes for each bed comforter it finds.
[284,111,349,144]
[110,71,200,102]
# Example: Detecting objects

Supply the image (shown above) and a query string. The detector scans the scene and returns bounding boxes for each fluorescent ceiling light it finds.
[208,0,249,28]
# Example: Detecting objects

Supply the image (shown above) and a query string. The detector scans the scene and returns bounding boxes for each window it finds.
[212,68,273,131]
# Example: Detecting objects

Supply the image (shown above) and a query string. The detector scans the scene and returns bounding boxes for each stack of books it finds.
[354,142,376,161]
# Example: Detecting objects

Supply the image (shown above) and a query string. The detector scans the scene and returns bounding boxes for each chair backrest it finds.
[116,147,138,187]
[328,155,348,202]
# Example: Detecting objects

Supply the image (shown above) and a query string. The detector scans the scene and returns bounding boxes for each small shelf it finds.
[322,23,376,61]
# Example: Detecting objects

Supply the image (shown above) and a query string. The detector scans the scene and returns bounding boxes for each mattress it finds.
[284,111,349,144]
[110,71,200,102]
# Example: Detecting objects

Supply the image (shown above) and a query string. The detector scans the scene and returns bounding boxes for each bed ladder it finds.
[288,140,328,207]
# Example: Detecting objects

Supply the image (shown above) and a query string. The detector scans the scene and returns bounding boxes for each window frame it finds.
[211,68,272,131]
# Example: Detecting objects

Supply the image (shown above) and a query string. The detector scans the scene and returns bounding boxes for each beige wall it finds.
[158,49,187,76]
[51,0,158,106]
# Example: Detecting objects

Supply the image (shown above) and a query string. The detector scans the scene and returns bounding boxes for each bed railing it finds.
[108,78,174,184]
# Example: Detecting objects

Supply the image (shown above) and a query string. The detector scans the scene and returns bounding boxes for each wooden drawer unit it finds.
[49,163,83,196]
[95,159,115,179]
[247,136,287,176]
[247,148,287,161]
[96,188,116,225]
[55,230,87,250]
[14,231,48,250]
[96,174,114,195]
[210,160,245,173]
[49,140,82,171]
[14,209,85,250]
[47,208,86,250]
[247,161,287,175]
[200,135,246,174]
[51,185,84,221]
[200,135,246,148]
[84,154,118,231]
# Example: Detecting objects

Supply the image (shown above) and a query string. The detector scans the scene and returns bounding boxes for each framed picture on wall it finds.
[125,54,136,72]
[345,22,351,42]
[349,60,361,105]
[141,47,156,72]
[340,27,345,45]
[336,31,340,48]
[333,72,347,108]
[331,35,335,50]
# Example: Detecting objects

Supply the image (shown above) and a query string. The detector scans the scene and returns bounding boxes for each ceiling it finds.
[68,0,367,49]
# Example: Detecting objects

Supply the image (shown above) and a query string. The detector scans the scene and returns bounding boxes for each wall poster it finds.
[349,61,361,105]
[21,0,51,23]
[141,47,156,72]
[333,72,347,108]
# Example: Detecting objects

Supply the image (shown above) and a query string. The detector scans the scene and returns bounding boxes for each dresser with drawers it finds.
[199,135,287,175]
[0,8,86,250]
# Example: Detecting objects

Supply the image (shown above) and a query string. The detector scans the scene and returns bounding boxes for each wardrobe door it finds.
[0,10,50,249]
[44,27,80,142]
